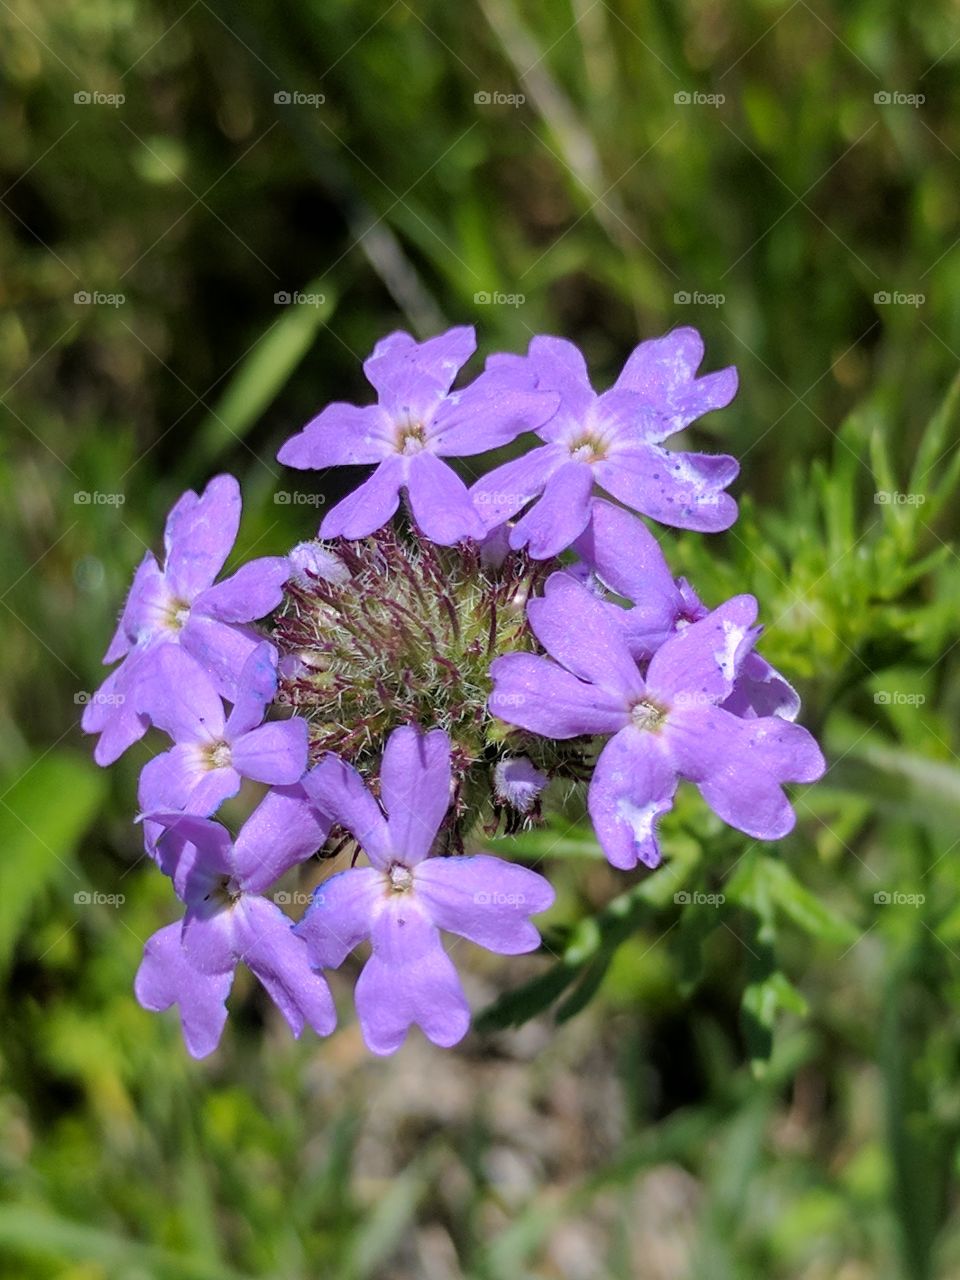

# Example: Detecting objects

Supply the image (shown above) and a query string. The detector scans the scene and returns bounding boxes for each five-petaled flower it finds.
[489,573,825,869]
[136,642,308,818]
[83,474,290,765]
[277,326,559,546]
[136,791,335,1058]
[294,726,555,1055]
[471,328,739,558]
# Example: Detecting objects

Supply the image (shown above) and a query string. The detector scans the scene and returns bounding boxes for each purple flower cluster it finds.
[86,323,824,1058]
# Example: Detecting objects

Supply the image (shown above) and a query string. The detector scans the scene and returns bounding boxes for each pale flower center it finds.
[568,433,607,465]
[630,698,667,732]
[162,597,191,632]
[208,740,232,769]
[395,421,427,455]
[388,863,415,893]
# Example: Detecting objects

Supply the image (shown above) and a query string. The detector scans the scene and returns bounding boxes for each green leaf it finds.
[185,281,337,471]
[0,751,106,976]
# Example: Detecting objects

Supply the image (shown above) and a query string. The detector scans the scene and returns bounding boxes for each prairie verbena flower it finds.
[85,322,825,1058]
[295,726,554,1055]
[471,329,739,558]
[277,326,559,545]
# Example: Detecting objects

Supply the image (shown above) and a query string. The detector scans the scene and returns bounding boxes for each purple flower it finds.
[83,475,290,765]
[294,726,554,1055]
[494,757,548,815]
[489,574,825,870]
[136,641,309,817]
[471,329,739,558]
[574,501,800,720]
[277,326,559,546]
[136,790,335,1058]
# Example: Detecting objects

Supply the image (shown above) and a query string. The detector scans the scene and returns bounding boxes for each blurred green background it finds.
[4,1,960,1276]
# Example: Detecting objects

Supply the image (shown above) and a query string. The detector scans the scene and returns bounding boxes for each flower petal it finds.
[612,327,738,438]
[356,896,470,1055]
[414,854,554,952]
[135,645,225,743]
[164,474,241,600]
[233,895,337,1037]
[470,443,566,530]
[294,865,382,968]
[405,452,484,544]
[380,726,452,865]
[277,403,394,468]
[135,921,233,1059]
[508,459,594,559]
[722,651,801,722]
[224,641,279,737]
[301,753,393,868]
[430,377,559,455]
[489,652,631,738]
[595,443,739,532]
[527,572,644,698]
[572,500,682,657]
[137,745,239,814]
[364,326,476,398]
[320,455,405,540]
[194,557,290,623]
[232,781,332,892]
[646,595,760,705]
[587,729,677,870]
[230,718,309,785]
[179,615,262,702]
[664,705,825,840]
